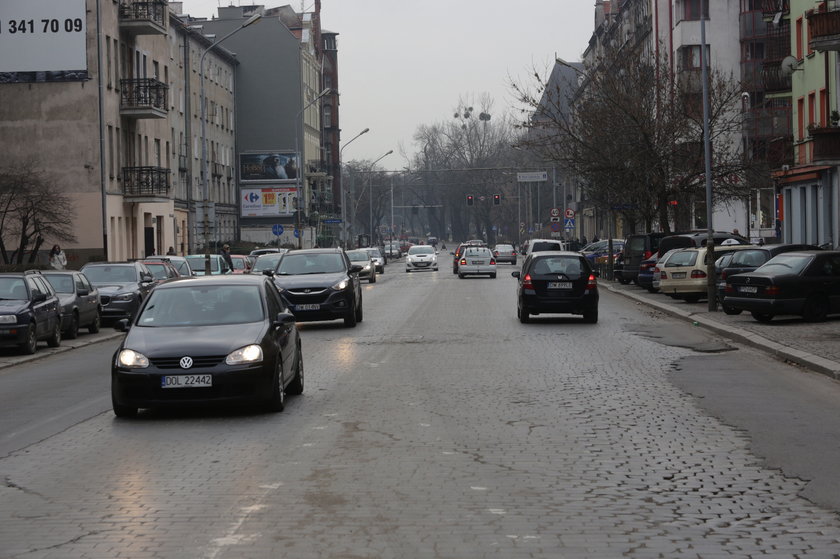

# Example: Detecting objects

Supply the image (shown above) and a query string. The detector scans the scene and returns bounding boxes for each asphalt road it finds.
[2,260,840,558]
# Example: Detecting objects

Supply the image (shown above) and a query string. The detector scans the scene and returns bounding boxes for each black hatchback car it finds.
[42,270,101,339]
[271,248,363,327]
[111,274,303,417]
[723,251,840,322]
[80,262,155,322]
[0,270,62,353]
[511,251,599,323]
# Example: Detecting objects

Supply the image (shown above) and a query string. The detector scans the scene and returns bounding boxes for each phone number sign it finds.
[0,0,87,73]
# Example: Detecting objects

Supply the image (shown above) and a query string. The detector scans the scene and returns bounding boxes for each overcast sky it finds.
[184,1,595,167]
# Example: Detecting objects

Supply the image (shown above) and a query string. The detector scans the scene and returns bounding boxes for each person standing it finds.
[220,244,234,269]
[49,245,67,270]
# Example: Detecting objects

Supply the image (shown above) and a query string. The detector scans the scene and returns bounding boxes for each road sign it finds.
[550,222,561,232]
[323,218,342,224]
[550,216,561,223]
[517,171,548,182]
[272,224,284,236]
[293,229,300,238]
[564,208,575,219]
[550,208,561,218]
[564,218,575,229]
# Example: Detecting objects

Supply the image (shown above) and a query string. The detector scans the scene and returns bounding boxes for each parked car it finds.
[658,245,754,303]
[511,251,599,323]
[346,250,377,283]
[621,232,671,284]
[384,242,402,259]
[80,261,155,323]
[0,270,63,354]
[140,259,181,284]
[229,254,252,274]
[144,255,195,277]
[363,247,386,273]
[186,254,232,275]
[657,231,750,258]
[249,248,282,257]
[636,253,660,293]
[405,245,438,272]
[651,249,681,293]
[492,243,517,265]
[42,270,101,339]
[717,244,821,314]
[458,246,497,278]
[110,274,303,417]
[581,239,624,265]
[272,248,363,327]
[723,251,840,322]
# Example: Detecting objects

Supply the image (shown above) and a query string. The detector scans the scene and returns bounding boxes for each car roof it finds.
[290,248,343,254]
[528,250,583,257]
[153,274,269,288]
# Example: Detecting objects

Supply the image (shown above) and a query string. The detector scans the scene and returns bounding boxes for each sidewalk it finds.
[603,279,840,380]
[0,330,123,372]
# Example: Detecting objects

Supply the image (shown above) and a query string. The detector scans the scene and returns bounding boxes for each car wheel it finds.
[344,301,358,327]
[406,268,411,273]
[266,358,286,412]
[369,274,376,284]
[433,267,438,271]
[751,312,774,323]
[112,401,137,418]
[66,313,79,340]
[47,321,61,348]
[490,273,497,279]
[517,305,530,324]
[88,312,101,334]
[583,308,598,324]
[458,273,465,279]
[645,286,659,293]
[722,303,742,316]
[617,276,630,285]
[286,343,304,396]
[802,295,828,322]
[20,323,37,354]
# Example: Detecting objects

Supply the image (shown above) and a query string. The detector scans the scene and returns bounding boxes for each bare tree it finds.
[0,158,77,264]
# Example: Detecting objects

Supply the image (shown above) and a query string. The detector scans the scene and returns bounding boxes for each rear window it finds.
[627,237,646,252]
[531,241,563,252]
[665,251,698,267]
[730,250,769,267]
[529,256,585,279]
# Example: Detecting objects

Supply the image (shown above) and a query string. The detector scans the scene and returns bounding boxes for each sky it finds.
[182,1,595,167]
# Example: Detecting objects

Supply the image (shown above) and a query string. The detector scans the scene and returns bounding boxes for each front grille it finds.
[285,290,331,305]
[150,355,226,369]
[101,296,111,305]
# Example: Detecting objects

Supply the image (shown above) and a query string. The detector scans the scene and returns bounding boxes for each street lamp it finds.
[294,87,331,249]
[199,12,261,274]
[368,149,393,246]
[339,127,370,247]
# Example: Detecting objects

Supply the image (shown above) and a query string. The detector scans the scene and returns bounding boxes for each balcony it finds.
[762,0,789,18]
[119,1,168,36]
[810,126,840,164]
[120,78,168,119]
[809,10,840,51]
[211,162,223,177]
[761,62,792,93]
[677,68,703,95]
[122,166,171,200]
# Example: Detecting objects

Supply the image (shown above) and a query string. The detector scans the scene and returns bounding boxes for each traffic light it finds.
[466,194,474,206]
[493,193,501,205]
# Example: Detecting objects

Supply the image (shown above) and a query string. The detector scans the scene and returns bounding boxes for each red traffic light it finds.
[493,194,501,205]
[466,195,474,206]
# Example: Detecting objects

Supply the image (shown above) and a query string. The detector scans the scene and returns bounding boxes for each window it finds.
[323,104,332,128]
[678,45,710,71]
[108,126,114,178]
[683,0,709,20]
[106,36,112,88]
[796,17,803,59]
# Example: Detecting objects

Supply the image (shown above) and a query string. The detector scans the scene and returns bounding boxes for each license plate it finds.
[471,260,485,265]
[548,281,573,289]
[739,286,758,293]
[161,374,212,389]
[672,272,686,279]
[296,304,320,311]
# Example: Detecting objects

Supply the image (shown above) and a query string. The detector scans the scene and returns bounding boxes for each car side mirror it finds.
[33,292,47,303]
[349,264,363,274]
[141,273,154,283]
[274,312,297,327]
[114,318,131,332]
[511,271,520,278]
[77,288,89,296]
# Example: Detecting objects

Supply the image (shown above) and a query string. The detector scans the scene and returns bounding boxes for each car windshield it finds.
[172,260,191,275]
[757,254,811,275]
[346,251,370,263]
[495,245,514,251]
[364,249,381,258]
[186,256,221,273]
[83,265,137,283]
[530,256,584,279]
[44,274,75,293]
[409,246,435,255]
[0,277,28,299]
[252,253,283,272]
[144,263,170,280]
[136,284,264,327]
[230,256,248,270]
[276,253,346,275]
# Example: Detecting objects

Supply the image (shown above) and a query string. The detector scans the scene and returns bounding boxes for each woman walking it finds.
[49,245,67,270]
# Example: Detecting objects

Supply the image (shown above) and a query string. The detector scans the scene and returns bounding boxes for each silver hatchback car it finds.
[458,247,497,278]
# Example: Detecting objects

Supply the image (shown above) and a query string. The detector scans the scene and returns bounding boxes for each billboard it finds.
[0,0,87,73]
[241,187,298,217]
[239,152,299,182]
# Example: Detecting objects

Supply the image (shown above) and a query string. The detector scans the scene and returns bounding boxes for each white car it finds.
[457,246,497,278]
[363,247,386,273]
[405,245,438,272]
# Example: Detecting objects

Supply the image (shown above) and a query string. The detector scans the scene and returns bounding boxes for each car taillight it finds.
[512,251,517,256]
[460,258,466,265]
[660,271,667,279]
[494,251,499,256]
[522,274,534,289]
[721,270,728,280]
[691,270,707,279]
[587,274,597,289]
[643,250,652,259]
[490,259,496,265]
[724,283,734,293]
[765,285,781,295]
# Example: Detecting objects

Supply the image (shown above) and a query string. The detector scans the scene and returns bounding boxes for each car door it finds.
[26,277,52,337]
[75,273,98,325]
[820,254,840,312]
[264,283,295,384]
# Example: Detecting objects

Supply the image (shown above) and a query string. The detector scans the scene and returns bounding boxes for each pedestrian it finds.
[732,228,740,236]
[166,246,176,255]
[49,245,67,270]
[220,244,233,269]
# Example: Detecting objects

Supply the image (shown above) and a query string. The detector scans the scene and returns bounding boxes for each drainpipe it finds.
[96,0,109,259]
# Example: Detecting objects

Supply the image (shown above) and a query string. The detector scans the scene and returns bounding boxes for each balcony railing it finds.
[808,10,840,51]
[762,0,789,18]
[761,62,792,92]
[120,78,168,119]
[119,1,168,35]
[122,166,170,198]
[810,126,840,163]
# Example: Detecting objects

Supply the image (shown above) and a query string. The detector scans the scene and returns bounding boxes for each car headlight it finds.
[332,278,349,290]
[113,293,136,302]
[363,264,371,271]
[0,315,17,324]
[117,349,149,368]
[226,344,263,365]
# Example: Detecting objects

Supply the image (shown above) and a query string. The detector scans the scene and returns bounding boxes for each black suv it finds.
[80,262,155,322]
[271,248,363,327]
[0,270,62,354]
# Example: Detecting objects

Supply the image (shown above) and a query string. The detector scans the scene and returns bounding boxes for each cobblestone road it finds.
[1,268,840,558]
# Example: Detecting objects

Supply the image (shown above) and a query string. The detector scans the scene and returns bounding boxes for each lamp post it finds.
[294,87,331,249]
[200,13,261,274]
[339,127,370,247]
[368,150,393,246]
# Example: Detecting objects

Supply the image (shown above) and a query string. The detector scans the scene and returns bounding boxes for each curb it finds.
[0,331,124,373]
[602,280,840,381]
